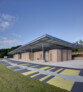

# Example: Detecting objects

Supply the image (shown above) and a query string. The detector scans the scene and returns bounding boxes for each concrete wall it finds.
[48,49,62,62]
[48,49,72,62]
[48,49,57,62]
[73,57,83,60]
[21,52,31,61]
[62,50,68,61]
[61,49,72,61]
[34,51,45,62]
[20,51,45,62]
[21,53,25,60]
[67,50,72,60]
[13,54,20,59]
[57,49,62,61]
[13,49,72,62]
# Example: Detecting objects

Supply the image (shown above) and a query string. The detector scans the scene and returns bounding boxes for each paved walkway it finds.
[0,59,83,92]
[10,58,83,69]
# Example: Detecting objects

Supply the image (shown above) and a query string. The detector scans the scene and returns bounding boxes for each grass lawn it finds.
[0,65,68,92]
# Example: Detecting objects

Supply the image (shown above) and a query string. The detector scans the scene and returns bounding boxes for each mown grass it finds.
[0,64,68,92]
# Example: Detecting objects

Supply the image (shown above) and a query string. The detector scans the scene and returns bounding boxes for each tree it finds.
[0,45,22,58]
[74,40,83,46]
[73,40,83,52]
[79,40,83,46]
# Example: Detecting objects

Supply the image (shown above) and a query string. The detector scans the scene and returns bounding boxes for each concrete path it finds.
[10,58,83,69]
[0,59,83,92]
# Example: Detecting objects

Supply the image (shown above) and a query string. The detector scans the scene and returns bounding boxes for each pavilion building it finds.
[9,34,82,62]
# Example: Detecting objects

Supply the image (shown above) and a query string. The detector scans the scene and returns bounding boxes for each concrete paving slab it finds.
[71,82,83,92]
[10,66,21,70]
[17,69,30,73]
[27,72,39,77]
[0,59,83,92]
[9,58,83,69]
[33,74,46,80]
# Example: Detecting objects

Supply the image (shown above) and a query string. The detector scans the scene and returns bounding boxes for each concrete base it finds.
[73,57,83,60]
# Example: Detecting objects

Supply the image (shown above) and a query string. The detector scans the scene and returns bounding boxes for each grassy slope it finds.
[0,65,68,92]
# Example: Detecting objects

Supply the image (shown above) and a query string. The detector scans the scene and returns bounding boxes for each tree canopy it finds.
[72,40,83,52]
[0,45,22,58]
[73,40,83,46]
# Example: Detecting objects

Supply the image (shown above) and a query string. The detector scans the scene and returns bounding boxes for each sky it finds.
[0,0,83,49]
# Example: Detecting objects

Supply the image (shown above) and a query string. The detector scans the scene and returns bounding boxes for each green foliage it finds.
[73,40,83,52]
[72,48,83,52]
[0,45,22,58]
[73,40,83,46]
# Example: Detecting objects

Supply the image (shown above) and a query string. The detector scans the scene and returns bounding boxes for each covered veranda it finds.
[9,34,82,62]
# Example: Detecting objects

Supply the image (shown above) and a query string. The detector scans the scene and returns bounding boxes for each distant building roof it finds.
[9,34,83,54]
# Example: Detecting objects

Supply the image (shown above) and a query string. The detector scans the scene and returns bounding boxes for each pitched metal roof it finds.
[9,34,83,54]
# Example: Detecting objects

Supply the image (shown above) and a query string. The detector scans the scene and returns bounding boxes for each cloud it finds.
[0,39,17,44]
[0,21,10,28]
[12,33,22,38]
[1,37,8,40]
[0,14,15,21]
[0,37,22,49]
[0,13,16,32]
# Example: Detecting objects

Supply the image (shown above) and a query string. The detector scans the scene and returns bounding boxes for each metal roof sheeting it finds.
[9,34,83,54]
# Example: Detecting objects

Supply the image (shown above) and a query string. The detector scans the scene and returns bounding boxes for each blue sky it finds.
[0,0,83,49]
